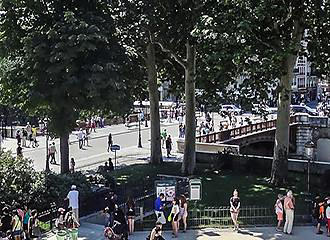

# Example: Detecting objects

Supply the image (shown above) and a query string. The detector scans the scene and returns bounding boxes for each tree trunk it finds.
[60,132,70,174]
[181,42,196,175]
[270,20,304,186]
[146,42,162,164]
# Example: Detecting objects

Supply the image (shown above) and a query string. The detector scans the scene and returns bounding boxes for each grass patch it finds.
[110,163,309,214]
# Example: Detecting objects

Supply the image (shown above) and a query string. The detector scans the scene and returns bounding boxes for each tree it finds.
[199,0,330,185]
[0,0,135,173]
[115,1,164,165]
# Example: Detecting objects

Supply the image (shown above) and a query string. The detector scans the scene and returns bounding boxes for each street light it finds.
[305,140,316,193]
[137,111,142,148]
[144,103,148,127]
[44,118,50,172]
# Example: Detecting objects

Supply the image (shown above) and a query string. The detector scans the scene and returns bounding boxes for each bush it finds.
[0,150,92,211]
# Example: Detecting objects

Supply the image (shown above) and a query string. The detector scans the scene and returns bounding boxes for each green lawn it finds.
[110,162,310,214]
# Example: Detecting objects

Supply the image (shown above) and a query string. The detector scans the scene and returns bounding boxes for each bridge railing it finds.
[197,115,298,143]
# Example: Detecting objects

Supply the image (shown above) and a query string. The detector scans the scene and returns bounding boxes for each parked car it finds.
[291,105,317,116]
[220,105,242,115]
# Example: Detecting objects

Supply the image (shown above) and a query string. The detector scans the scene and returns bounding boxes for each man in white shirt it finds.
[77,129,84,149]
[65,185,79,221]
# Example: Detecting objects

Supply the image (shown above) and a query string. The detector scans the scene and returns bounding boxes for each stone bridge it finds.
[195,114,329,160]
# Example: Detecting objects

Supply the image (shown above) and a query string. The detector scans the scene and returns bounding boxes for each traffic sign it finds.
[110,144,120,151]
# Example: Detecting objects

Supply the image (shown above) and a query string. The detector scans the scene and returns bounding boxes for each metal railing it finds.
[196,115,298,143]
[136,205,311,229]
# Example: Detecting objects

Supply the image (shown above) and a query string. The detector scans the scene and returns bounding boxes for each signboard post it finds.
[155,180,177,202]
[189,179,202,201]
[110,144,121,169]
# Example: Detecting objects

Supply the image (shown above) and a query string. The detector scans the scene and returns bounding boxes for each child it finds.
[274,194,284,231]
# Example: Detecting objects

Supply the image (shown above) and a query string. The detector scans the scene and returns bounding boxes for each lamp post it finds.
[44,118,50,172]
[305,140,316,193]
[138,111,142,148]
[144,104,148,127]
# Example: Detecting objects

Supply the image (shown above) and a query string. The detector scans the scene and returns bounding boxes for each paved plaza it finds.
[44,223,329,240]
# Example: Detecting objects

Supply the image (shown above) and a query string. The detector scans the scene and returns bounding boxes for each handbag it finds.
[167,213,173,222]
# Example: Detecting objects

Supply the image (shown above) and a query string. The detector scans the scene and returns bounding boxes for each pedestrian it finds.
[70,158,75,173]
[55,208,66,230]
[165,135,172,158]
[0,207,12,236]
[65,185,79,222]
[48,142,57,164]
[64,208,80,229]
[0,130,3,151]
[85,129,89,146]
[77,129,84,149]
[154,193,166,225]
[179,124,184,138]
[178,195,188,233]
[274,194,284,231]
[11,209,22,240]
[22,129,27,148]
[283,190,295,235]
[107,133,113,152]
[126,197,135,235]
[105,192,116,227]
[16,130,22,146]
[23,205,31,239]
[16,143,23,158]
[28,209,41,240]
[230,189,240,231]
[147,221,165,240]
[31,126,38,148]
[160,129,167,148]
[108,158,114,171]
[312,194,325,235]
[326,198,330,237]
[169,197,179,238]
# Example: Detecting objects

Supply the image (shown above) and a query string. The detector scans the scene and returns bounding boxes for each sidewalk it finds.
[44,224,329,240]
[1,120,179,155]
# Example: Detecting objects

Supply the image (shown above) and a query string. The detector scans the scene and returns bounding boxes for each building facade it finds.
[291,55,318,104]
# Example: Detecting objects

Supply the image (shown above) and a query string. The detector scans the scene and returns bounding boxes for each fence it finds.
[136,205,312,230]
[196,115,298,143]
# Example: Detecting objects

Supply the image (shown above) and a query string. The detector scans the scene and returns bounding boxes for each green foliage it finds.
[0,150,92,210]
[0,0,136,135]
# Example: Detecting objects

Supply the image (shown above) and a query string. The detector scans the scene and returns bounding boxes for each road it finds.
[1,112,265,172]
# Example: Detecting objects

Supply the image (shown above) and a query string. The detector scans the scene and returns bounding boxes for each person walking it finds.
[326,198,330,237]
[160,129,167,148]
[22,129,27,148]
[23,205,31,239]
[165,135,172,158]
[107,133,113,152]
[154,193,166,225]
[70,158,76,173]
[283,190,295,235]
[77,129,84,149]
[169,197,180,238]
[274,194,284,231]
[65,185,79,222]
[16,130,22,146]
[31,126,38,148]
[0,130,3,151]
[230,189,240,231]
[48,142,57,164]
[11,209,22,240]
[28,209,41,240]
[126,197,135,235]
[16,143,23,158]
[178,195,188,233]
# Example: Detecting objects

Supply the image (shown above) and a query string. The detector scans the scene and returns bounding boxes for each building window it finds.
[298,77,305,88]
[299,67,305,75]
